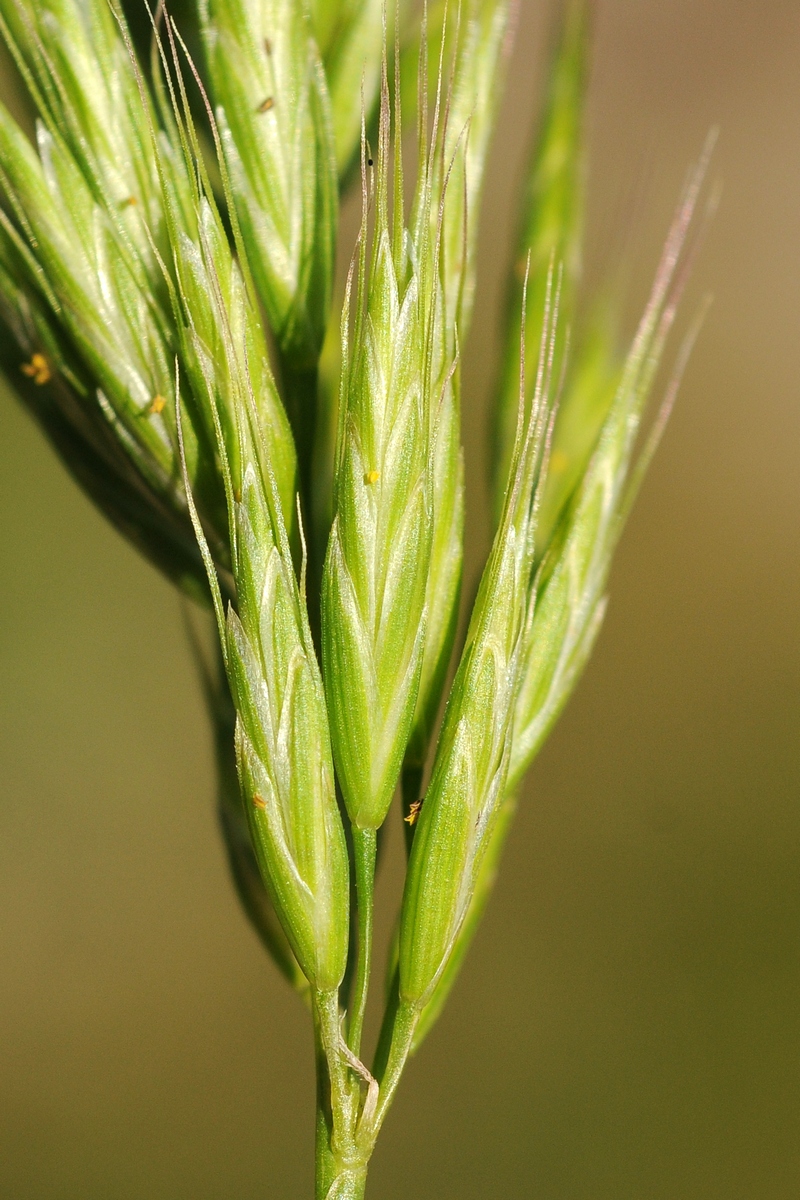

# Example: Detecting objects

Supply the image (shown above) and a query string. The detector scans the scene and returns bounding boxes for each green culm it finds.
[0,1,710,1195]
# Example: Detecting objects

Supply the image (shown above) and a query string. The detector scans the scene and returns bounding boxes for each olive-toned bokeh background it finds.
[2,2,799,1197]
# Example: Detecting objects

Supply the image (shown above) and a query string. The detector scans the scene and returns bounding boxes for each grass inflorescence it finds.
[0,1,711,1195]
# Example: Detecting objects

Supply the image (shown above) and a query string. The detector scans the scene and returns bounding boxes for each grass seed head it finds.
[0,0,710,1167]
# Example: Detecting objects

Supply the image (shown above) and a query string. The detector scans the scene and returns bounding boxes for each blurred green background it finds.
[1,2,799,1196]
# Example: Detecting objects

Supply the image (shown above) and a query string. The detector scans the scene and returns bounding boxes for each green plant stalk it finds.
[314,1002,369,1200]
[347,827,377,1059]
[371,998,419,1130]
[314,988,370,1200]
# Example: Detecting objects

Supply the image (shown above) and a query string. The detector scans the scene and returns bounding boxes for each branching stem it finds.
[314,989,371,1199]
[370,998,419,1138]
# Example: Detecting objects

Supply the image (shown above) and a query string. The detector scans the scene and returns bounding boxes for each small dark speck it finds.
[368,158,374,167]
[257,96,275,114]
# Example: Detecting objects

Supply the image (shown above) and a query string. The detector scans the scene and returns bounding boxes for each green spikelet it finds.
[0,218,210,593]
[437,0,513,332]
[398,269,556,1009]
[225,461,349,993]
[0,108,174,462]
[166,194,298,544]
[491,0,591,528]
[199,0,337,373]
[321,55,448,833]
[192,636,310,999]
[151,21,349,990]
[404,0,512,792]
[143,11,298,541]
[510,161,711,788]
[0,0,230,585]
[0,104,221,554]
[175,210,350,995]
[410,787,517,1051]
[0,0,186,276]
[411,151,710,1051]
[534,303,621,557]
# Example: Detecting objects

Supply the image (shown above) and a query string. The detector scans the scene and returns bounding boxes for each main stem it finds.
[314,1042,368,1200]
[314,990,370,1199]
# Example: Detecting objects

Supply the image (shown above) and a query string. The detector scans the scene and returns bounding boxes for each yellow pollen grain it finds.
[404,800,422,827]
[148,394,166,415]
[120,195,137,208]
[257,96,275,113]
[364,470,380,485]
[21,353,51,385]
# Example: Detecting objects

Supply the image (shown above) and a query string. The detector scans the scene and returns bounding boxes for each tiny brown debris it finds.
[264,37,272,57]
[257,96,275,114]
[252,793,267,811]
[21,353,51,386]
